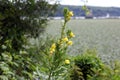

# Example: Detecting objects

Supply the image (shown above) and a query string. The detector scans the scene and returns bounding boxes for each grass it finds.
[45,19,120,64]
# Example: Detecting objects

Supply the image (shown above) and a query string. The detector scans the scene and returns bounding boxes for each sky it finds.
[59,0,120,7]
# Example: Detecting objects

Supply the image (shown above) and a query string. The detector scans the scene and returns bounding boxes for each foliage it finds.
[0,1,120,79]
[0,0,58,51]
[0,33,37,79]
[89,60,120,80]
[70,49,120,80]
[0,0,58,79]
[0,50,36,80]
[70,49,103,80]
[31,8,75,80]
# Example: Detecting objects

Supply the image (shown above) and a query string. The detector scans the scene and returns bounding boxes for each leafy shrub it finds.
[0,0,57,51]
[93,60,120,80]
[0,0,58,79]
[71,49,120,80]
[0,51,37,79]
[70,49,104,80]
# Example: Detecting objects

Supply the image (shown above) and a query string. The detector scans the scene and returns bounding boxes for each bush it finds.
[70,49,120,80]
[71,49,104,80]
[0,50,37,79]
[0,0,58,79]
[0,0,58,51]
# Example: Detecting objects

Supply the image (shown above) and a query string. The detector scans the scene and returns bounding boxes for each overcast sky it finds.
[59,0,120,7]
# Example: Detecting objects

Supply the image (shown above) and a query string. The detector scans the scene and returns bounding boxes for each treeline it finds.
[54,5,120,17]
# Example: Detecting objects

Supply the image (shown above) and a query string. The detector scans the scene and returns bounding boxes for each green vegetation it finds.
[0,1,120,79]
[0,0,57,51]
[33,8,75,80]
[0,0,57,79]
[71,49,120,80]
[71,49,103,80]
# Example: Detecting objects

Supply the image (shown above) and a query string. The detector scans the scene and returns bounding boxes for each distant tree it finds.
[0,0,58,79]
[0,0,58,52]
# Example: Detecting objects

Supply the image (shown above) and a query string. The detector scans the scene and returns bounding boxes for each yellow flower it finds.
[68,11,74,17]
[70,32,75,38]
[50,51,53,54]
[50,48,55,54]
[50,48,55,52]
[51,43,56,49]
[67,41,73,46]
[50,43,56,54]
[62,37,68,42]
[66,11,74,21]
[65,59,70,64]
[66,16,71,21]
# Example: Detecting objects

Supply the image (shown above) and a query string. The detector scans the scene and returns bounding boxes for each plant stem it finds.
[60,21,66,40]
[48,65,54,80]
[48,71,52,80]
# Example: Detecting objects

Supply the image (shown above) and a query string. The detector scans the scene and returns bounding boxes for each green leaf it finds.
[0,75,8,80]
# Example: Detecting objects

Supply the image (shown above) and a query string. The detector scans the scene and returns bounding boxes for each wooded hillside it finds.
[54,5,120,17]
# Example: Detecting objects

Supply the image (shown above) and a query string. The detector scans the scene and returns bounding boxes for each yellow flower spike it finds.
[66,16,71,21]
[67,41,73,46]
[65,11,74,22]
[50,43,56,54]
[50,50,53,54]
[70,32,75,38]
[51,43,56,49]
[62,37,68,42]
[68,11,74,17]
[50,48,55,52]
[50,48,55,55]
[65,59,70,64]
